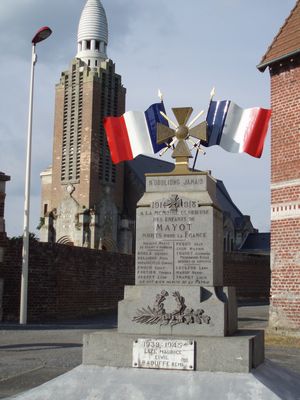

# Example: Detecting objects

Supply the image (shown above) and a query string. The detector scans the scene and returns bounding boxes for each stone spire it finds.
[76,0,108,67]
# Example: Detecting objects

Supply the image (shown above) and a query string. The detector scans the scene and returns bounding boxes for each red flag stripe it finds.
[103,116,133,164]
[242,108,272,158]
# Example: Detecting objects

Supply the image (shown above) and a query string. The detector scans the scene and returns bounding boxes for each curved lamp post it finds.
[20,26,52,325]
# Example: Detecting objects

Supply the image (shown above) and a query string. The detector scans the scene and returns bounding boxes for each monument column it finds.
[83,107,264,372]
[118,171,236,337]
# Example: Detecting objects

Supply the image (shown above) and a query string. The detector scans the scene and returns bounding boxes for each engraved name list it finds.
[136,192,218,286]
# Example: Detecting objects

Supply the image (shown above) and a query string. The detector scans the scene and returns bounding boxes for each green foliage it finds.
[10,233,39,243]
[36,217,45,230]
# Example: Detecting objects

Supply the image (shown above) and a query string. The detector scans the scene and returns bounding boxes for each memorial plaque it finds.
[136,191,223,286]
[132,338,194,370]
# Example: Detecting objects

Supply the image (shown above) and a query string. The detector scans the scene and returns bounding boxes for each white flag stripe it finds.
[221,103,260,153]
[123,111,153,157]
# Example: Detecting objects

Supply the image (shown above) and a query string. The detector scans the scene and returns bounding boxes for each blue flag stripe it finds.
[205,100,230,146]
[144,102,169,153]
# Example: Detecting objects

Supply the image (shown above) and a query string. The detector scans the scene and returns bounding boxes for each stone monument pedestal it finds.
[83,330,264,373]
[83,171,265,373]
[118,285,237,337]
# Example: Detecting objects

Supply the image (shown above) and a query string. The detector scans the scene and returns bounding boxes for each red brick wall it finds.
[270,63,300,183]
[1,240,134,322]
[269,60,300,333]
[224,253,270,301]
[0,241,270,322]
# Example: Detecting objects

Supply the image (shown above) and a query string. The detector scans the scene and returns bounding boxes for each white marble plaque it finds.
[132,338,195,370]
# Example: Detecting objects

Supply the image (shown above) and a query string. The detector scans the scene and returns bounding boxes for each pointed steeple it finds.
[76,0,108,67]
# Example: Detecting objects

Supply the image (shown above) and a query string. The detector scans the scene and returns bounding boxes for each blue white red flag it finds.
[104,103,169,164]
[204,100,271,158]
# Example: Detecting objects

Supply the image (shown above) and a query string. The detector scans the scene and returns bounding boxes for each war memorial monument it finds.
[83,107,264,373]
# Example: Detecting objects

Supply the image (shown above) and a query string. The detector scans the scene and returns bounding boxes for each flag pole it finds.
[192,88,215,171]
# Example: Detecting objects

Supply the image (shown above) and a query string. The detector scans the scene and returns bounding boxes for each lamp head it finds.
[32,26,52,45]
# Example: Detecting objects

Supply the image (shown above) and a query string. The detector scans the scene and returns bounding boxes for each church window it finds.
[43,204,48,215]
[112,165,116,183]
[60,66,83,183]
[86,40,91,50]
[95,41,100,50]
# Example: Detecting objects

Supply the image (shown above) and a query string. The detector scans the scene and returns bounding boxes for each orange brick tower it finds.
[258,1,300,334]
[40,0,126,250]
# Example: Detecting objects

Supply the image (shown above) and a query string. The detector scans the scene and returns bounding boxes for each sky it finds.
[0,0,296,237]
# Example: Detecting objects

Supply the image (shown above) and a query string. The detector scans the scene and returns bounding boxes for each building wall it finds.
[269,60,300,333]
[0,240,270,322]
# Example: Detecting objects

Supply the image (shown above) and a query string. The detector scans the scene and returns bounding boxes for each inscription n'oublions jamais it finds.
[146,176,207,193]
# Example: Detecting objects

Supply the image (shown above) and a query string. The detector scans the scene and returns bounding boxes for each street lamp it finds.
[20,26,52,325]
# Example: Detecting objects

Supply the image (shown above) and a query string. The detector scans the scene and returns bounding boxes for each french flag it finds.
[204,100,271,158]
[103,103,169,164]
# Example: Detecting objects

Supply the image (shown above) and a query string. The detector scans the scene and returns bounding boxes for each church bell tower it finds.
[40,0,126,250]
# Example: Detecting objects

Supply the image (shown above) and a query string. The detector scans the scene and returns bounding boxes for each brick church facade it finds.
[258,0,300,333]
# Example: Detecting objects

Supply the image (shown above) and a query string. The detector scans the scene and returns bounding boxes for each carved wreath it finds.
[132,290,211,326]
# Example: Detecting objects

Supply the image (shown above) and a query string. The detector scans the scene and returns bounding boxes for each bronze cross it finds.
[157,107,207,172]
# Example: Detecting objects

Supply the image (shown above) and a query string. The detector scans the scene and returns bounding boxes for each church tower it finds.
[40,0,126,250]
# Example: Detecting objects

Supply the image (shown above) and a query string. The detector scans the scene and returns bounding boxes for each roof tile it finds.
[258,0,300,71]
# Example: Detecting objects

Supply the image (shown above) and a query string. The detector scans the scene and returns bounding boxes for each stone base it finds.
[118,285,237,337]
[11,362,300,400]
[83,329,264,373]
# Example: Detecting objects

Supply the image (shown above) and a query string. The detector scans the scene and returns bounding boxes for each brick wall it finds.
[0,240,270,322]
[270,62,300,183]
[269,60,300,333]
[224,253,270,301]
[1,240,134,322]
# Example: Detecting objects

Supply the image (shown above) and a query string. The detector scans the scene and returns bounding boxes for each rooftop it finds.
[77,0,108,44]
[239,232,270,254]
[258,0,300,71]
